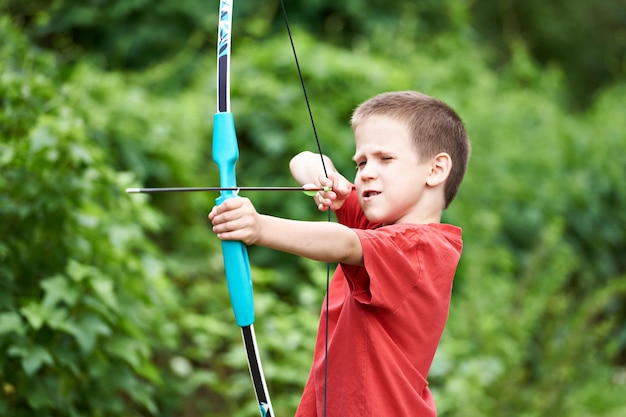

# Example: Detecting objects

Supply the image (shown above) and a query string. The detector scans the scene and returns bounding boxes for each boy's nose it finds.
[359,163,377,180]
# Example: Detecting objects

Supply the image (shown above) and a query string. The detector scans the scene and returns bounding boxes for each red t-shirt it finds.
[295,190,462,417]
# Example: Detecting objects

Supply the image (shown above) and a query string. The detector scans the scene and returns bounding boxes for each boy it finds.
[209,91,470,416]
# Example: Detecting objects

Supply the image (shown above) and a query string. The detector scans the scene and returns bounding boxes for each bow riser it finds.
[212,112,254,327]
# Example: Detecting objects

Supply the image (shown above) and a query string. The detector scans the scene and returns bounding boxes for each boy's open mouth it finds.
[363,190,380,199]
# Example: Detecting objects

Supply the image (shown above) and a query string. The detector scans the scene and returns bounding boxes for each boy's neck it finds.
[384,208,443,226]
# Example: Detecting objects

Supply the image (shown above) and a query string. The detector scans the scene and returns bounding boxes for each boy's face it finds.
[353,115,437,225]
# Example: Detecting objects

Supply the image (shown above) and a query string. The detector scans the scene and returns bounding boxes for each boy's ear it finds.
[426,152,452,187]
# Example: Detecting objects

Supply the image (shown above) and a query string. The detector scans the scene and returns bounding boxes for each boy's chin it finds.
[363,211,392,225]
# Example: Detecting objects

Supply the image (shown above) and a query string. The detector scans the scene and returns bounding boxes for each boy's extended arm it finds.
[209,197,364,266]
[255,214,363,265]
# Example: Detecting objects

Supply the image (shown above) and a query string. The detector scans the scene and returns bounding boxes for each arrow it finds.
[126,184,331,196]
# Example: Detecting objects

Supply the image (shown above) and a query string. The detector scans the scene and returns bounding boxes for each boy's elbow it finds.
[289,151,312,180]
[338,230,364,266]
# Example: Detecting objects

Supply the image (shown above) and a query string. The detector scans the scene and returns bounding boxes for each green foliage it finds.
[4,0,624,107]
[1,0,219,69]
[469,0,626,107]
[0,17,174,415]
[437,44,626,416]
[433,221,626,416]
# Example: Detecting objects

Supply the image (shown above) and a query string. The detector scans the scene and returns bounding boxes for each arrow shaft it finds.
[126,185,328,194]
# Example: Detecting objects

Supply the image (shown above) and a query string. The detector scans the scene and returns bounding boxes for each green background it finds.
[1,0,625,416]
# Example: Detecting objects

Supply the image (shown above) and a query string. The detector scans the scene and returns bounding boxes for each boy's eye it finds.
[355,160,366,169]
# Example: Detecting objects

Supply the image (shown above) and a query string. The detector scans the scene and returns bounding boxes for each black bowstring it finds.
[278,2,331,416]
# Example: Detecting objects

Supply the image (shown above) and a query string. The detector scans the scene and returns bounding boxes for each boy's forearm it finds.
[290,151,337,184]
[256,214,363,266]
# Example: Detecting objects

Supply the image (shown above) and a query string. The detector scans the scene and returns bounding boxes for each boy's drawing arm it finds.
[210,197,364,266]
[290,151,336,184]
[290,151,353,212]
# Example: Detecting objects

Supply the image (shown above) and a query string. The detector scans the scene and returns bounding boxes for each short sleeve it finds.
[341,224,462,312]
[341,225,422,310]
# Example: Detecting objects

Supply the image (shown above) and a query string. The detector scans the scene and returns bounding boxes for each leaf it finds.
[23,346,54,376]
[29,125,57,153]
[0,311,25,335]
[9,344,54,376]
[20,300,67,331]
[104,336,147,369]
[90,276,119,312]
[65,314,112,353]
[41,274,79,308]
[20,302,47,330]
[66,259,92,283]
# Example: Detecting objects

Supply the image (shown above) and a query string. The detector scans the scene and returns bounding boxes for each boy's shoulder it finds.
[355,223,462,252]
[379,222,461,235]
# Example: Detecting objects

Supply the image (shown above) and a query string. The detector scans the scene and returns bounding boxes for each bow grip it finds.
[213,112,255,327]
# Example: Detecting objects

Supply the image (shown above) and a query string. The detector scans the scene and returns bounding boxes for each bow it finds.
[211,1,333,415]
[212,1,274,416]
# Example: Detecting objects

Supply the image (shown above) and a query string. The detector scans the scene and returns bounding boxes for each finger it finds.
[211,207,237,228]
[316,195,331,211]
[214,228,245,241]
[317,175,332,187]
[208,206,217,220]
[216,196,248,213]
[212,215,244,235]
